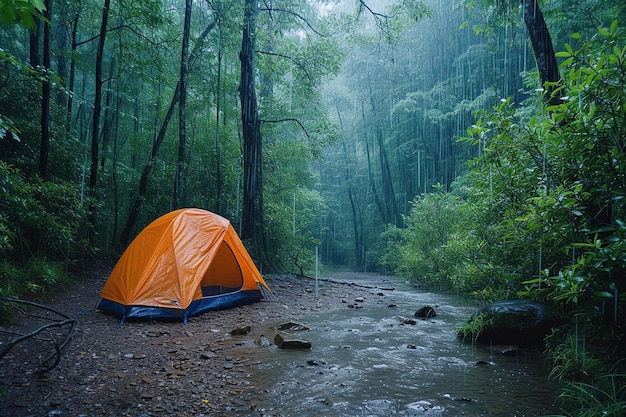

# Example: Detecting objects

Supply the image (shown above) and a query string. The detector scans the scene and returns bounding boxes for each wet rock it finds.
[407,400,434,412]
[475,360,495,366]
[414,305,437,319]
[388,304,397,308]
[274,333,312,349]
[499,346,521,357]
[276,321,309,332]
[254,335,271,346]
[395,316,417,325]
[461,300,561,348]
[200,351,218,359]
[230,325,252,336]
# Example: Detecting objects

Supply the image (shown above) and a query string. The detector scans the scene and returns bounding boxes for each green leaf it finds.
[594,291,614,299]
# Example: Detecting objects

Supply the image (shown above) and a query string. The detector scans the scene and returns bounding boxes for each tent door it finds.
[200,241,244,296]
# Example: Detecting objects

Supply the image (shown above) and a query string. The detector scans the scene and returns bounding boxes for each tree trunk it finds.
[100,55,115,169]
[240,0,264,257]
[67,8,80,126]
[29,20,41,68]
[118,19,216,250]
[335,98,364,268]
[214,22,223,214]
[88,0,110,243]
[521,0,560,105]
[39,0,51,180]
[55,0,68,108]
[377,129,400,226]
[118,83,181,250]
[174,0,193,210]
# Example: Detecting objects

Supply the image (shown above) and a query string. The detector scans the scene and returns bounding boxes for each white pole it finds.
[315,246,319,298]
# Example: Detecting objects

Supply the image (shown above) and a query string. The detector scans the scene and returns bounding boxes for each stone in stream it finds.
[414,305,437,319]
[274,333,312,349]
[395,316,417,325]
[460,299,562,348]
[276,321,310,332]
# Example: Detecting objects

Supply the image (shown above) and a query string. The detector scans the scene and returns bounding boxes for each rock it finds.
[414,305,436,319]
[200,351,217,359]
[274,333,312,349]
[354,297,365,303]
[276,321,309,332]
[230,325,252,336]
[462,300,561,347]
[254,335,271,346]
[395,316,417,325]
[499,346,521,357]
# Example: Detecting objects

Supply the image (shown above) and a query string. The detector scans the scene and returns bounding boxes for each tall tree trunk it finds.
[377,129,400,226]
[174,0,193,210]
[522,0,560,105]
[29,20,41,68]
[55,0,68,108]
[67,8,80,127]
[335,98,363,268]
[118,82,181,250]
[88,0,110,243]
[100,55,115,169]
[214,21,223,214]
[240,0,265,258]
[39,0,51,179]
[118,19,216,250]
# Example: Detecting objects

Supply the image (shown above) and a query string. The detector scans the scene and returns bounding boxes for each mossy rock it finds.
[460,300,561,348]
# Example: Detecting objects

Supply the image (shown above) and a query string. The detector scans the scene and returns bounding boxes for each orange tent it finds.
[96,208,269,322]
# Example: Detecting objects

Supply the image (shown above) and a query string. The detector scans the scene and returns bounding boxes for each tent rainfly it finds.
[96,208,270,323]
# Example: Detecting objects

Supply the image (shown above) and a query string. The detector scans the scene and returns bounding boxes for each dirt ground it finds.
[0,264,377,417]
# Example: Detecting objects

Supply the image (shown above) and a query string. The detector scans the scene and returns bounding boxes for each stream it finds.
[238,272,563,416]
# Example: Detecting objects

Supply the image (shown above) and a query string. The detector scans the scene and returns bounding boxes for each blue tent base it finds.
[96,290,263,324]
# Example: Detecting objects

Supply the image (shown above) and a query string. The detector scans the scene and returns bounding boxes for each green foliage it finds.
[0,162,88,302]
[455,312,491,343]
[0,0,46,30]
[554,371,626,417]
[516,22,626,316]
[384,184,464,288]
[546,329,604,382]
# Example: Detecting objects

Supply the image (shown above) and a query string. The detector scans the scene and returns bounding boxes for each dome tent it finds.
[97,208,270,323]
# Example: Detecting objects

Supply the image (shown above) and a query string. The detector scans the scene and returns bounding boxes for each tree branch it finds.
[261,118,310,141]
[259,6,326,37]
[0,297,76,373]
[255,50,314,84]
[75,24,162,47]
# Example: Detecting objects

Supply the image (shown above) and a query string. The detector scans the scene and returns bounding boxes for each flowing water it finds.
[238,272,563,416]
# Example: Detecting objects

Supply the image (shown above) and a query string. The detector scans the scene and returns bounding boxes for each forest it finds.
[1,0,625,415]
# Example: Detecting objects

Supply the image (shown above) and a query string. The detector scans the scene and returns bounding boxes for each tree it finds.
[239,0,264,256]
[521,0,560,104]
[87,0,110,243]
[173,0,192,209]
[38,0,51,179]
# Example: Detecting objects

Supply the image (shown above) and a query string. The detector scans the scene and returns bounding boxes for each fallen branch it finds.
[0,297,76,373]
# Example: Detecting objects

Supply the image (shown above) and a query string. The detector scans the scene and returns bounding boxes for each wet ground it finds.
[0,269,563,416]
